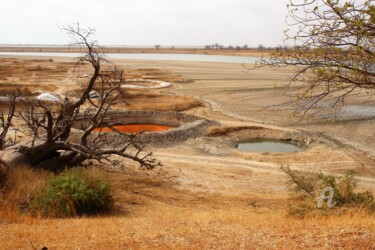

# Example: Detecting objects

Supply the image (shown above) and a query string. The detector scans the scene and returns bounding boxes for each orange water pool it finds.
[94,124,174,133]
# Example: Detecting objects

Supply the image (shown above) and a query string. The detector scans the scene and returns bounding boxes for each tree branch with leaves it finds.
[259,0,374,118]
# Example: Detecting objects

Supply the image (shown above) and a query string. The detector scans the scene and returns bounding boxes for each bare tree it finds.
[213,43,220,50]
[204,45,212,50]
[259,0,375,118]
[154,44,161,50]
[0,24,159,171]
[0,91,20,150]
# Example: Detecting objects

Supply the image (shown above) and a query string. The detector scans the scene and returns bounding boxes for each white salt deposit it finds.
[121,79,171,89]
[36,93,60,102]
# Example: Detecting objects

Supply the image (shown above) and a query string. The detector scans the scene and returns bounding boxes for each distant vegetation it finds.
[204,43,275,51]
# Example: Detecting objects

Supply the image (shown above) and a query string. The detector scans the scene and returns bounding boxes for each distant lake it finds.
[0,52,260,64]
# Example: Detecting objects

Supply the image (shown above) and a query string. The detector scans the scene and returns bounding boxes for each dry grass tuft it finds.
[0,166,53,223]
[0,208,374,249]
[120,92,202,112]
[206,125,264,136]
[0,166,374,248]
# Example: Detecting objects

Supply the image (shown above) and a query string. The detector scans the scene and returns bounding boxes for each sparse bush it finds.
[281,165,319,197]
[281,166,375,217]
[32,168,113,217]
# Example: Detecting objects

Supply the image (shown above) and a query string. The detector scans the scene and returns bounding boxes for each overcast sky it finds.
[0,0,290,47]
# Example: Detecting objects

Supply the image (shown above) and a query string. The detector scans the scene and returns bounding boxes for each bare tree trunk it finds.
[0,24,160,171]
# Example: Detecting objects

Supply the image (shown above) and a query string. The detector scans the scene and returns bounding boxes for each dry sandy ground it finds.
[105,57,375,191]
[0,55,375,248]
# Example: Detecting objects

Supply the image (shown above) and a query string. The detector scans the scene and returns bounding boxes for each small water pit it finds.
[237,139,304,153]
[93,124,174,133]
[72,110,213,147]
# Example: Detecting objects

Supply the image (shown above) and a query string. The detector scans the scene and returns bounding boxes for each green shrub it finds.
[32,168,113,217]
[318,171,375,208]
[281,166,375,217]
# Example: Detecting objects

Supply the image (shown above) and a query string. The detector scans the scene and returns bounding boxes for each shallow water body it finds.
[237,139,304,153]
[0,52,260,64]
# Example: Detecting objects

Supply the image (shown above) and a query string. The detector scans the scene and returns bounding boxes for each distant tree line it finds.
[204,43,297,51]
[152,43,299,51]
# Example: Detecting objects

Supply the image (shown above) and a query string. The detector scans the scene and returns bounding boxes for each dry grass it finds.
[206,125,264,136]
[77,88,203,112]
[0,58,202,113]
[0,58,73,85]
[1,207,374,249]
[117,91,202,112]
[123,68,184,82]
[0,166,53,224]
[4,166,52,202]
[1,166,374,249]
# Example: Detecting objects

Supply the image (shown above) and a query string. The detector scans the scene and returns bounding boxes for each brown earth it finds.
[0,55,374,249]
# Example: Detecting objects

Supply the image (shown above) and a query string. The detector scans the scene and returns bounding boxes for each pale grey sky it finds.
[0,0,289,47]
